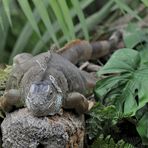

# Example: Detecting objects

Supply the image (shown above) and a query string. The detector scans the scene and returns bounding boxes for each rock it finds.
[1,108,84,148]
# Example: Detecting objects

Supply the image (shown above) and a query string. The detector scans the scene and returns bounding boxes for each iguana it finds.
[0,31,122,117]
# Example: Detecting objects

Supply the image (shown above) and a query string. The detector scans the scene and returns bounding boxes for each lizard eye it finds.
[49,90,53,95]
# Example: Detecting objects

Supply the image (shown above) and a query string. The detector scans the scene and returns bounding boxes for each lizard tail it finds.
[57,31,122,64]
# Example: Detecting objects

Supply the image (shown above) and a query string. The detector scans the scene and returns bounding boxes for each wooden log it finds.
[1,108,85,148]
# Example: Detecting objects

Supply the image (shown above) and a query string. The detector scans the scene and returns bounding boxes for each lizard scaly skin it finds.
[4,51,94,116]
[2,31,122,116]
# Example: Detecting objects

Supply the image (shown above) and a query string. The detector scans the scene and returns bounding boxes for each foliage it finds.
[91,135,134,148]
[137,112,148,145]
[123,23,147,48]
[94,24,148,145]
[0,0,147,147]
[0,0,145,64]
[0,65,12,118]
[87,103,131,140]
[96,48,148,115]
[0,65,12,94]
[141,0,148,7]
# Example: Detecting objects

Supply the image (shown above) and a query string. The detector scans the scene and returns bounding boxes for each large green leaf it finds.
[123,72,148,115]
[137,112,148,145]
[97,48,141,76]
[95,74,130,100]
[96,48,148,115]
[124,23,147,48]
[139,46,148,65]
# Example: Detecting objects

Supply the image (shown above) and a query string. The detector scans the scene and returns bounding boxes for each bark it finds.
[1,108,85,148]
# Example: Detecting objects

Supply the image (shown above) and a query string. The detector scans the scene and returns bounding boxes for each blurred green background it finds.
[0,0,147,64]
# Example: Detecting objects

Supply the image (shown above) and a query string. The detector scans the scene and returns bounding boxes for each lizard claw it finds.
[57,108,63,116]
[88,100,95,111]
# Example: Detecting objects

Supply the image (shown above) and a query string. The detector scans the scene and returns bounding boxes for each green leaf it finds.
[71,0,89,40]
[2,0,12,26]
[0,14,4,30]
[139,46,148,64]
[0,5,9,53]
[58,0,75,39]
[91,134,134,148]
[34,0,114,49]
[10,0,50,63]
[95,74,129,100]
[50,0,70,41]
[75,0,114,33]
[124,23,147,48]
[137,112,148,145]
[141,0,148,7]
[32,0,59,46]
[17,0,41,37]
[87,103,118,139]
[122,76,148,115]
[113,0,142,21]
[97,48,141,76]
[97,69,148,115]
[32,0,94,54]
[96,48,148,115]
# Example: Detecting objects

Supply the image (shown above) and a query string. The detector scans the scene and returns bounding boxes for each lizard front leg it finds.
[63,92,94,114]
[0,89,22,112]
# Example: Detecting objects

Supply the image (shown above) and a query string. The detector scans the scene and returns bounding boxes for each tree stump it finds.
[1,108,85,148]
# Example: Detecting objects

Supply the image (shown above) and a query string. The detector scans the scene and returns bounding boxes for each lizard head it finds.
[25,76,63,116]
